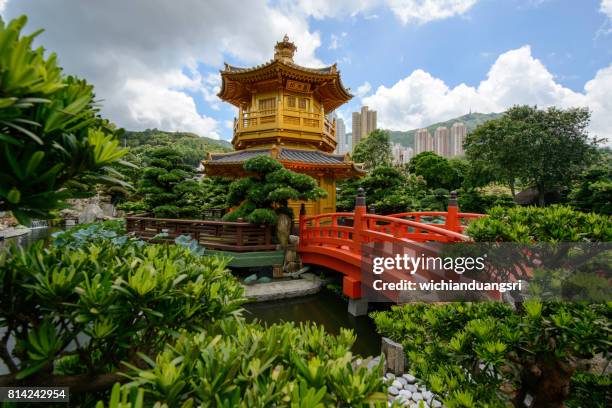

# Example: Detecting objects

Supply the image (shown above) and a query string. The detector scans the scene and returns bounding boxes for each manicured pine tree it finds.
[138,147,202,218]
[223,155,326,225]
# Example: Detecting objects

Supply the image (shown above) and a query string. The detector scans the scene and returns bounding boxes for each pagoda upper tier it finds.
[217,35,352,152]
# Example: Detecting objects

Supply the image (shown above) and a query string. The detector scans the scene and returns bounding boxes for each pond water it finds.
[0,226,54,250]
[244,289,383,357]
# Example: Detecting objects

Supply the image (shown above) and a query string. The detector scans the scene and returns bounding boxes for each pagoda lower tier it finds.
[203,147,365,216]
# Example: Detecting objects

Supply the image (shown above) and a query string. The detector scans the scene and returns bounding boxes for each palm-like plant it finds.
[0,16,130,224]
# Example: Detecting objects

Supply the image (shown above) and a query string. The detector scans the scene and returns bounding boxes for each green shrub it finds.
[0,16,129,224]
[372,302,611,407]
[467,205,612,243]
[121,320,386,407]
[0,233,243,396]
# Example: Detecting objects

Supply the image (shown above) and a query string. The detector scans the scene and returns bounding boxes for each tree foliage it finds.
[137,147,203,218]
[568,150,612,215]
[465,105,599,205]
[408,151,464,191]
[351,129,393,170]
[0,16,129,224]
[122,129,231,168]
[223,155,326,225]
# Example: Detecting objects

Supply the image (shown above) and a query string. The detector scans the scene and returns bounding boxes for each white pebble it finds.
[385,373,396,380]
[431,400,442,408]
[388,386,400,396]
[412,392,423,401]
[405,384,418,392]
[402,373,416,383]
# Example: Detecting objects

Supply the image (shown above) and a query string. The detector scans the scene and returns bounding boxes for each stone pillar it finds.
[348,298,369,316]
[381,337,406,375]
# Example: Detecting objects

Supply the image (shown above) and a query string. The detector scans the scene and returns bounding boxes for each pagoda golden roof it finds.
[218,36,352,112]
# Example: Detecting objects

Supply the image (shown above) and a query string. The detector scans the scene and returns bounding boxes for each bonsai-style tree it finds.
[0,16,129,224]
[137,147,203,218]
[223,155,326,225]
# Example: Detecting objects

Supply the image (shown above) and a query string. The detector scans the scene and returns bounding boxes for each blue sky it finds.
[3,0,612,142]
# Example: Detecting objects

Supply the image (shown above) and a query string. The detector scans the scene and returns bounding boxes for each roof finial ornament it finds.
[274,35,297,63]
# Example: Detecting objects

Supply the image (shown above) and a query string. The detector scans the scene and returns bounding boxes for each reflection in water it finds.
[0,227,54,250]
[244,290,382,357]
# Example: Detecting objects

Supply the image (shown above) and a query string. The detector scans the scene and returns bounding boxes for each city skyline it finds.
[414,122,468,158]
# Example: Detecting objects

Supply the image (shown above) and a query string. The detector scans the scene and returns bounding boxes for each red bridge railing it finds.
[298,189,485,298]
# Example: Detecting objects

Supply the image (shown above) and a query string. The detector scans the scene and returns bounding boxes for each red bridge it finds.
[298,189,483,302]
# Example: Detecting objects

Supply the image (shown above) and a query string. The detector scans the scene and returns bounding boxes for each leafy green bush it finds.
[467,205,611,242]
[223,156,325,225]
[372,301,611,407]
[0,232,243,395]
[0,16,130,224]
[123,320,385,407]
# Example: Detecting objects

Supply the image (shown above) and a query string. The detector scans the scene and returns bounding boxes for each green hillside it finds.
[122,129,232,167]
[386,112,502,148]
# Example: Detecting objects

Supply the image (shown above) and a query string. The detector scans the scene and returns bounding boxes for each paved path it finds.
[243,275,324,302]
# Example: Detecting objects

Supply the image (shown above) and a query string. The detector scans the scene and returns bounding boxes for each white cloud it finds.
[363,46,611,142]
[601,0,612,19]
[386,0,478,24]
[356,81,373,97]
[123,78,219,138]
[0,0,7,15]
[293,0,478,24]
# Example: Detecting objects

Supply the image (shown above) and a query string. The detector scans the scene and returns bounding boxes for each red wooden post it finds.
[445,191,461,233]
[344,188,366,299]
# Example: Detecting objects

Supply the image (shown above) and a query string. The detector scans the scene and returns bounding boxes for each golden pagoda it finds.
[204,35,365,216]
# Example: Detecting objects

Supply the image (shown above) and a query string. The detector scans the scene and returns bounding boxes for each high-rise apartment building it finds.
[334,118,350,155]
[450,122,467,157]
[414,128,434,155]
[392,143,413,166]
[434,126,451,157]
[351,106,377,149]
